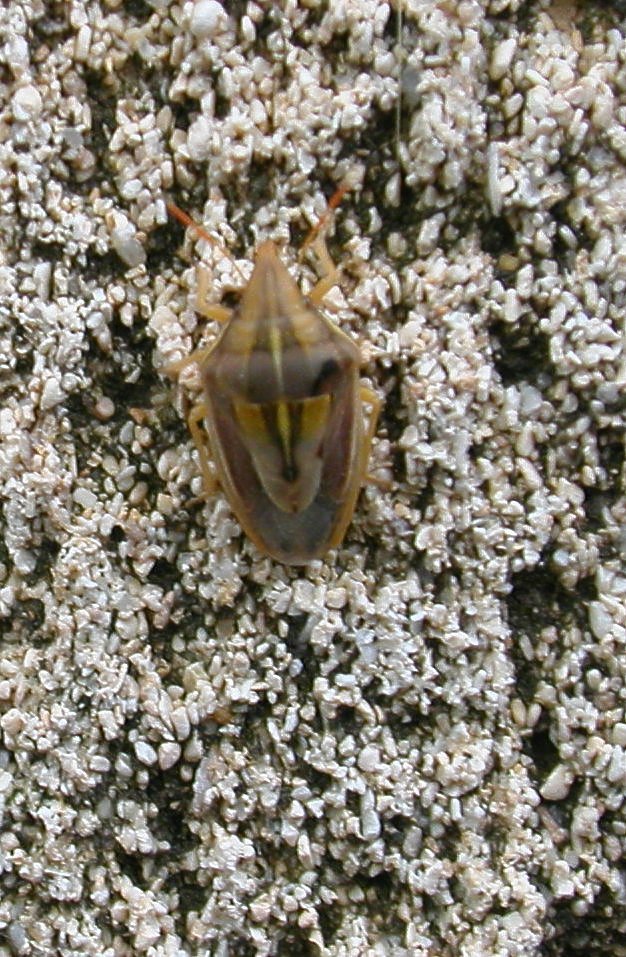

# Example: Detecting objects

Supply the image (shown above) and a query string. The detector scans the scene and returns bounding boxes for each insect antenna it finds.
[166,201,248,284]
[299,181,350,261]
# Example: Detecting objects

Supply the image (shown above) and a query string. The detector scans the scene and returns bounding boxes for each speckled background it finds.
[1,0,625,955]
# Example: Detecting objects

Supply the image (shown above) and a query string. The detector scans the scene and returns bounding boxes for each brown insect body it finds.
[199,241,368,564]
[168,198,380,564]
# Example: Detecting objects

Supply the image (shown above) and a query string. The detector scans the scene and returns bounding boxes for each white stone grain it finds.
[491,38,517,82]
[12,84,42,120]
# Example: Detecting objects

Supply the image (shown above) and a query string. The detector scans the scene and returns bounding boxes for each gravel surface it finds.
[1,1,625,955]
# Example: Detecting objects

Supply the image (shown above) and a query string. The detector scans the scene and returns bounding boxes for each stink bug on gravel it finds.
[167,189,381,564]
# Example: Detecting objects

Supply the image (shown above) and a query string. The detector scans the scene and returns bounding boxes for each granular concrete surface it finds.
[0,1,625,954]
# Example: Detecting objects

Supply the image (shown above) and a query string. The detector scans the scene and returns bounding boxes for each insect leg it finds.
[187,401,218,496]
[196,264,232,323]
[164,265,231,377]
[358,385,382,478]
[164,344,215,379]
[360,386,382,448]
[307,234,341,305]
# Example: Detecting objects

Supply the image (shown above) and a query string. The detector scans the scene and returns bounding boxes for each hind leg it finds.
[187,401,217,496]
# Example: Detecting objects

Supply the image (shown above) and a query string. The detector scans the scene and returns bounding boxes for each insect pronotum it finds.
[167,190,381,564]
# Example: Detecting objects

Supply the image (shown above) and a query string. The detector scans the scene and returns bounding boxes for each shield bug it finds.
[166,190,380,564]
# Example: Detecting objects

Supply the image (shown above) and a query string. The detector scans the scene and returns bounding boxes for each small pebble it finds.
[12,85,42,120]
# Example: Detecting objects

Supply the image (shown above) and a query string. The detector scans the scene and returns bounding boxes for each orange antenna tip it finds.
[166,199,247,283]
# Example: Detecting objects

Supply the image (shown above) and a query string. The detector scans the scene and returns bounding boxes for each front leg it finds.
[164,266,231,378]
[196,264,233,323]
[305,234,342,306]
